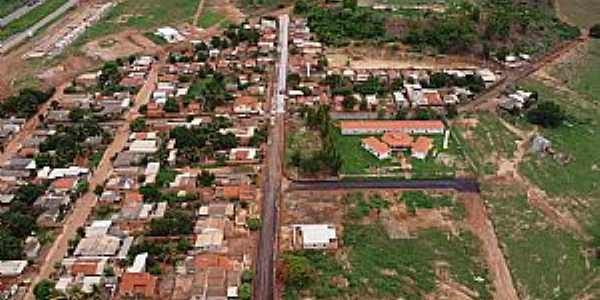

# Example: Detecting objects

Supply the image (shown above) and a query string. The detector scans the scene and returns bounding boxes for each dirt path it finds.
[494,116,587,238]
[463,193,519,300]
[192,0,206,27]
[23,65,158,300]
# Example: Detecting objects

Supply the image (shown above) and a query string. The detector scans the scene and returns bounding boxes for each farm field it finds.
[0,0,27,17]
[0,0,67,40]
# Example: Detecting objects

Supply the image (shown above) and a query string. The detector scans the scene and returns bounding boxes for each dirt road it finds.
[463,193,519,300]
[460,36,589,113]
[0,84,65,164]
[23,66,157,300]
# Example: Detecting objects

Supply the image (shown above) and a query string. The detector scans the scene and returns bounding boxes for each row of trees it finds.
[168,118,238,164]
[0,88,54,119]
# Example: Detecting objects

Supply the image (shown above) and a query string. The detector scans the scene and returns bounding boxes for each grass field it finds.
[452,113,519,175]
[482,182,597,300]
[0,0,67,40]
[77,0,200,44]
[197,8,223,29]
[0,0,27,18]
[283,192,491,300]
[556,0,600,28]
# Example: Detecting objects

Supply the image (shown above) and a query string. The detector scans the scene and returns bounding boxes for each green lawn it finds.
[551,39,600,102]
[482,182,597,300]
[76,0,199,44]
[197,8,223,29]
[332,129,458,178]
[0,0,27,18]
[0,0,67,40]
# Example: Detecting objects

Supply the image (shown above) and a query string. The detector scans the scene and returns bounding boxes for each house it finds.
[198,203,235,219]
[155,26,183,43]
[129,140,159,154]
[74,235,122,257]
[381,132,413,151]
[0,260,27,277]
[127,253,148,273]
[118,272,158,299]
[229,148,258,161]
[292,224,338,250]
[195,230,224,251]
[340,120,445,135]
[51,177,79,192]
[361,137,391,160]
[411,137,434,160]
[233,96,262,114]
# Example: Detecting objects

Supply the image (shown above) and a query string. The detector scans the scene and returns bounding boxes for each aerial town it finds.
[0,0,598,300]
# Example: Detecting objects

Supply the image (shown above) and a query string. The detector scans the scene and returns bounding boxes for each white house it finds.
[292,224,338,250]
[340,120,445,136]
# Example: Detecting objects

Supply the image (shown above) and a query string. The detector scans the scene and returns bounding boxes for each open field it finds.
[0,0,67,40]
[452,113,519,175]
[76,0,200,44]
[556,0,600,28]
[198,8,224,29]
[481,181,597,299]
[0,0,27,17]
[281,191,491,300]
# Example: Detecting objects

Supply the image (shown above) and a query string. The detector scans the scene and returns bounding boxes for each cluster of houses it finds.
[497,89,536,111]
[0,58,155,298]
[284,19,500,116]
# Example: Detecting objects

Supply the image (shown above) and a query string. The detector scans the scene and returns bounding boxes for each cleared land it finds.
[281,191,491,300]
[481,181,597,300]
[77,0,200,44]
[452,113,519,175]
[0,0,67,40]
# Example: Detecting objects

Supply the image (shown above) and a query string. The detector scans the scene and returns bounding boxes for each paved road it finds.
[254,14,288,300]
[23,66,157,300]
[0,0,78,54]
[289,178,480,193]
[0,0,46,28]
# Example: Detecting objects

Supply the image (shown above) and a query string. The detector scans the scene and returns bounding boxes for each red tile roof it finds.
[412,137,434,154]
[381,132,413,148]
[52,177,78,190]
[340,120,445,131]
[119,272,157,298]
[361,137,391,156]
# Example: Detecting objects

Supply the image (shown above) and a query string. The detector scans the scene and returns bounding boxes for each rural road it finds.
[460,35,589,113]
[254,14,288,300]
[289,178,481,193]
[23,66,157,300]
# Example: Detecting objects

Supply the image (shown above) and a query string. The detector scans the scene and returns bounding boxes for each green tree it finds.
[247,217,262,231]
[197,170,215,187]
[526,101,565,128]
[0,229,23,260]
[164,99,180,113]
[590,24,600,38]
[130,117,146,132]
[33,279,56,300]
[239,283,252,300]
[342,96,356,111]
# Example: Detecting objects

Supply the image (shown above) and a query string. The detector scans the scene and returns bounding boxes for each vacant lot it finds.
[77,0,200,44]
[0,0,27,17]
[281,192,490,300]
[0,0,67,40]
[198,8,224,29]
[452,113,519,175]
[482,181,597,300]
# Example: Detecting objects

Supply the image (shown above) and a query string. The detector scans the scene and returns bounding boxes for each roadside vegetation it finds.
[0,0,68,40]
[0,88,54,118]
[0,0,27,18]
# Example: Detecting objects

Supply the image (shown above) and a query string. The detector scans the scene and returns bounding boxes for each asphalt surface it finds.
[254,14,288,300]
[289,178,481,193]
